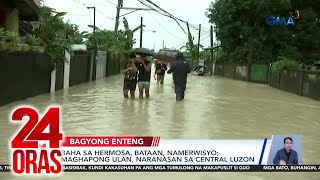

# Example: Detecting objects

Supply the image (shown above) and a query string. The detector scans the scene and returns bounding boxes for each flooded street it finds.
[1,67,320,179]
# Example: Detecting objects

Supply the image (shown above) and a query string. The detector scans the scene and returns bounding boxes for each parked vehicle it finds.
[193,65,211,76]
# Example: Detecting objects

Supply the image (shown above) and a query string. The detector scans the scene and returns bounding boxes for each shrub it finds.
[25,34,41,46]
[272,56,299,71]
[0,27,5,41]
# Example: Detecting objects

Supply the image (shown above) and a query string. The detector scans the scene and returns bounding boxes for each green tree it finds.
[180,30,203,60]
[84,17,143,60]
[206,0,320,65]
[35,6,73,66]
[65,22,86,44]
[291,0,320,64]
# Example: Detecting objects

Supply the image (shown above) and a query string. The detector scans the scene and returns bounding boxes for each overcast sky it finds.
[43,0,215,52]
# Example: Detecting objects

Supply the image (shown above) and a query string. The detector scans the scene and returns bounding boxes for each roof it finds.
[203,45,221,51]
[14,0,40,21]
[159,49,179,53]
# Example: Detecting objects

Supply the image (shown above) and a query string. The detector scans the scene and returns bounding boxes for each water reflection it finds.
[169,101,186,138]
[123,99,151,136]
[120,99,136,135]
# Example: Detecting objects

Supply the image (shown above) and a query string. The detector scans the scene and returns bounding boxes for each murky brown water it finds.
[1,67,320,179]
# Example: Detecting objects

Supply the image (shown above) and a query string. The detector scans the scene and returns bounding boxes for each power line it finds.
[102,0,117,6]
[69,0,92,26]
[96,9,115,20]
[120,9,139,17]
[148,11,186,40]
[72,0,115,21]
[68,13,90,17]
[72,0,89,8]
[200,34,210,42]
[176,42,187,49]
[137,0,210,34]
[137,0,186,34]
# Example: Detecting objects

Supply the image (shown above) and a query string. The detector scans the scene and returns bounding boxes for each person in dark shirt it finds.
[273,137,299,165]
[122,54,138,99]
[167,52,191,101]
[132,54,152,99]
[155,59,167,85]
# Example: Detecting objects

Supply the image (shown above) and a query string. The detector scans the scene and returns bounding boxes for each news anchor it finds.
[273,137,299,165]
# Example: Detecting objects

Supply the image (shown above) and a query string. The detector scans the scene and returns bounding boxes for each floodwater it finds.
[1,66,320,180]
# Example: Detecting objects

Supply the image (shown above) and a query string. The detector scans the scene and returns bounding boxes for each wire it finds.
[68,0,92,26]
[137,0,186,34]
[68,13,90,17]
[96,9,115,20]
[148,11,186,40]
[138,0,210,34]
[72,0,87,7]
[200,34,210,41]
[102,0,117,6]
[120,9,139,17]
[176,42,187,49]
[72,0,115,22]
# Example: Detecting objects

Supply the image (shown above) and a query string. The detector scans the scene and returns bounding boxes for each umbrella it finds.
[129,48,155,56]
[155,51,177,62]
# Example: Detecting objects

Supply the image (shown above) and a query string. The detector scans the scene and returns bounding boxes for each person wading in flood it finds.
[132,54,152,99]
[155,59,167,85]
[167,52,191,101]
[122,54,138,99]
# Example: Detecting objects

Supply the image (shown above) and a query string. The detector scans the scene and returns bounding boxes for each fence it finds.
[270,69,320,100]
[214,63,269,83]
[0,52,53,106]
[0,50,122,106]
[96,51,107,79]
[214,63,320,101]
[69,51,92,86]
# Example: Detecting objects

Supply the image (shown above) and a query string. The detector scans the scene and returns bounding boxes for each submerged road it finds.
[1,67,320,179]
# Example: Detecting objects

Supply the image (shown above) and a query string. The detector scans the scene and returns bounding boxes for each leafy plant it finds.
[34,6,73,66]
[206,0,320,64]
[25,34,41,46]
[272,56,300,71]
[5,32,20,43]
[66,22,86,44]
[0,27,5,41]
[84,17,143,62]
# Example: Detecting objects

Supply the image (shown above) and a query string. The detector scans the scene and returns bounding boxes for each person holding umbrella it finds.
[122,53,138,99]
[167,52,191,101]
[130,48,154,99]
[131,53,152,99]
[155,58,167,85]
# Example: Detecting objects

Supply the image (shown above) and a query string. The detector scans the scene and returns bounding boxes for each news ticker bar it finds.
[1,165,320,172]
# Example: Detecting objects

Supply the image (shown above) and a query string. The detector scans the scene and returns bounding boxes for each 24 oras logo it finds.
[266,10,300,26]
[10,106,64,175]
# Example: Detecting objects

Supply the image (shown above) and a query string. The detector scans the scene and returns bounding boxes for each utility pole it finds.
[197,24,201,60]
[163,40,164,49]
[140,17,143,47]
[87,7,97,80]
[210,25,214,62]
[114,0,123,44]
[215,26,218,62]
[87,7,96,48]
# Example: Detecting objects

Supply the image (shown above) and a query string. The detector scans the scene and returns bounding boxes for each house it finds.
[0,0,40,33]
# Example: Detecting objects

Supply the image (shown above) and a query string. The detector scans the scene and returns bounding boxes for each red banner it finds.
[62,136,160,147]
